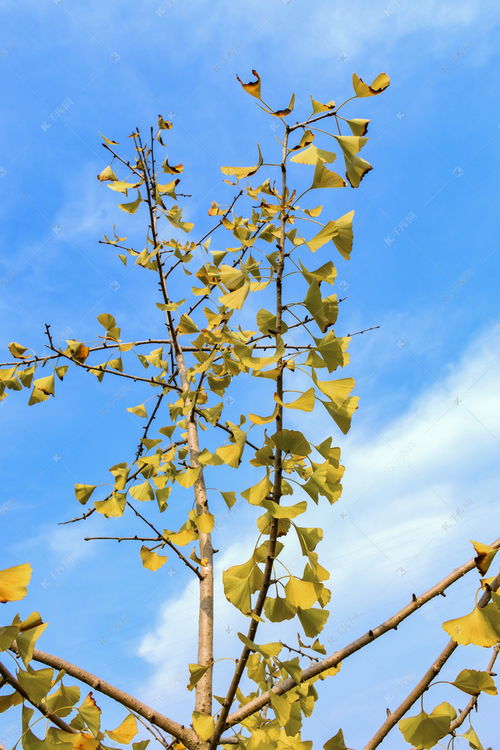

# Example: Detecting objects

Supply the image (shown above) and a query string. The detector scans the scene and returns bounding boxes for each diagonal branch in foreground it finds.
[223,539,500,730]
[10,646,200,750]
[0,660,75,735]
[362,568,500,750]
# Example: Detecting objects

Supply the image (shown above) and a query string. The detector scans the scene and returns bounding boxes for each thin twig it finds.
[133,710,170,749]
[127,501,202,579]
[135,390,166,460]
[279,641,320,662]
[84,536,160,542]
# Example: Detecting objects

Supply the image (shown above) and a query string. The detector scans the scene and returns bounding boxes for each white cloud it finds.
[151,0,499,66]
[7,0,496,68]
[135,323,500,725]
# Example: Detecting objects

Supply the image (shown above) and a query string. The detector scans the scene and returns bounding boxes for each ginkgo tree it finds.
[0,70,499,750]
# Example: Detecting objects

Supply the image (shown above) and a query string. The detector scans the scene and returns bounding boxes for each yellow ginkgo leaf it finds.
[443,603,500,647]
[166,526,197,546]
[127,403,148,418]
[74,484,96,505]
[0,563,32,602]
[187,663,210,691]
[324,729,349,750]
[315,377,359,434]
[71,733,99,750]
[297,607,329,638]
[272,429,311,457]
[285,577,319,609]
[311,97,335,113]
[236,69,261,99]
[352,72,390,97]
[261,500,307,520]
[398,707,451,749]
[99,133,119,145]
[162,158,184,174]
[107,180,141,195]
[156,178,179,197]
[195,512,214,534]
[291,145,337,165]
[307,211,354,258]
[241,476,272,507]
[78,692,102,736]
[264,596,296,623]
[94,493,126,518]
[333,135,368,155]
[176,467,201,488]
[8,342,28,359]
[451,668,497,696]
[248,406,278,425]
[97,165,118,182]
[219,283,250,310]
[274,388,315,412]
[192,712,215,741]
[472,540,498,575]
[140,546,167,572]
[269,93,295,118]
[223,557,263,615]
[221,145,263,181]
[304,205,323,217]
[329,211,354,259]
[347,118,370,136]
[290,130,315,152]
[28,374,55,405]
[106,714,138,744]
[157,114,173,130]
[119,191,142,214]
[311,160,346,189]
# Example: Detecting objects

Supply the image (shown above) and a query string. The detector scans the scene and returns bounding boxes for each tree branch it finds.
[44,325,178,392]
[362,568,500,750]
[209,124,291,750]
[223,540,500,730]
[135,390,166,460]
[136,129,214,714]
[0,660,75,735]
[14,648,200,749]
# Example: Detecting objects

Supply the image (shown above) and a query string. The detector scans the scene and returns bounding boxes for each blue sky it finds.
[0,1,499,748]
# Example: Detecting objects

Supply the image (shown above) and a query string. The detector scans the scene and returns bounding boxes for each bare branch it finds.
[84,536,161,542]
